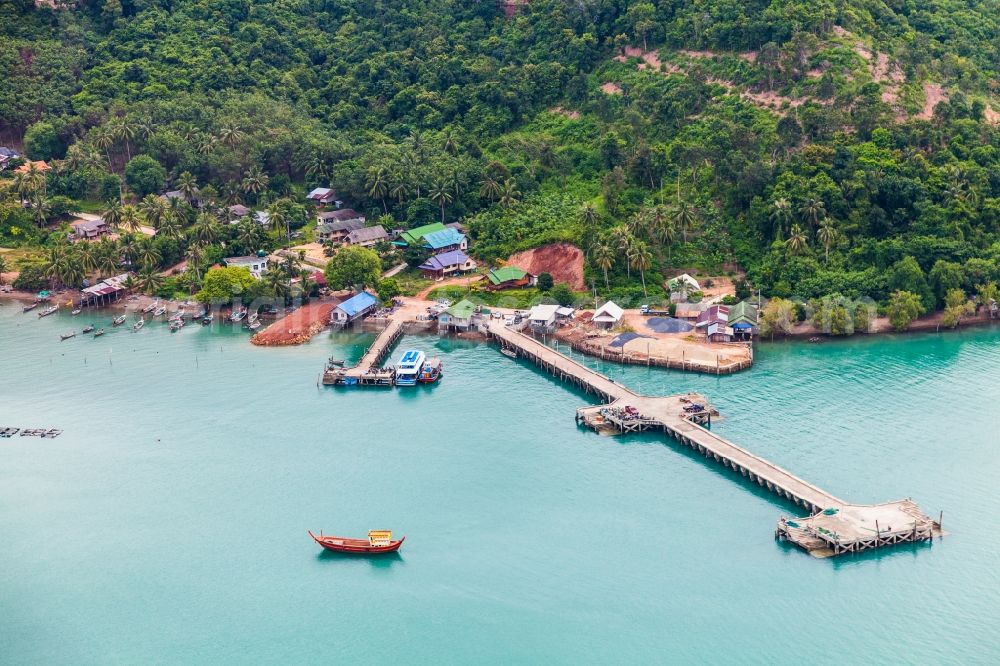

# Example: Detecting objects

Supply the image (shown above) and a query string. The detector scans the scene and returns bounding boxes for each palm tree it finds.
[197,134,217,156]
[580,203,600,227]
[800,198,826,231]
[267,200,291,241]
[479,176,501,203]
[786,224,808,256]
[498,179,520,209]
[817,219,837,264]
[672,199,699,244]
[242,166,268,199]
[103,200,123,233]
[119,235,139,269]
[305,153,332,183]
[236,220,262,254]
[428,178,453,223]
[367,166,389,213]
[121,205,142,234]
[157,215,183,241]
[94,131,114,168]
[590,241,615,289]
[44,245,71,289]
[31,196,51,228]
[136,119,155,142]
[136,269,163,294]
[96,240,121,277]
[177,171,198,202]
[78,244,98,276]
[218,122,245,149]
[186,243,205,283]
[442,129,459,155]
[191,213,220,246]
[629,240,653,296]
[113,117,137,162]
[769,197,792,241]
[137,239,161,270]
[139,194,167,229]
[610,225,634,278]
[389,177,409,204]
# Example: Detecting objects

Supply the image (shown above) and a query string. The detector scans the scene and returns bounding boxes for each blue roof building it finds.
[418,249,477,278]
[422,228,467,251]
[331,291,379,325]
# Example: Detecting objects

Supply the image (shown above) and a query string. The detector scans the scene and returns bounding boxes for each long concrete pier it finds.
[486,321,941,557]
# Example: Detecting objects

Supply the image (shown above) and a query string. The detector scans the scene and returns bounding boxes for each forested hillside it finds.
[3,0,1000,317]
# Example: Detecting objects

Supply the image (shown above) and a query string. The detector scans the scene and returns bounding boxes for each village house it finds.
[226,204,251,222]
[330,291,378,327]
[695,305,732,342]
[395,222,446,247]
[79,273,130,307]
[668,273,701,301]
[675,301,707,320]
[316,217,366,243]
[437,299,483,332]
[555,306,576,322]
[306,187,337,205]
[422,228,468,252]
[0,147,21,170]
[345,225,389,248]
[591,301,624,329]
[418,249,477,279]
[727,301,758,340]
[224,255,269,279]
[14,160,51,174]
[483,266,536,290]
[527,303,559,333]
[69,218,109,241]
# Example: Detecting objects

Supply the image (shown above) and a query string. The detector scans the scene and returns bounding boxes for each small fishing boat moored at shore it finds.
[112,314,127,327]
[141,301,157,314]
[169,318,185,332]
[38,305,58,317]
[60,331,76,341]
[82,324,95,334]
[394,349,426,386]
[22,301,39,312]
[152,306,166,317]
[248,319,261,331]
[500,347,518,359]
[201,313,213,325]
[93,328,105,337]
[132,318,144,332]
[418,357,443,383]
[71,308,81,316]
[308,530,405,554]
[229,308,247,322]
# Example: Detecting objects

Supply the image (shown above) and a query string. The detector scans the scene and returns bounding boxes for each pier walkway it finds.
[486,321,940,558]
[323,318,405,386]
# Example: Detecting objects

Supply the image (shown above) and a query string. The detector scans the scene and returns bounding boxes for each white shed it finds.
[591,301,624,329]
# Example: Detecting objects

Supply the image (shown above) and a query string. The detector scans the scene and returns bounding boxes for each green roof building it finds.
[728,301,758,328]
[484,266,535,289]
[397,222,447,246]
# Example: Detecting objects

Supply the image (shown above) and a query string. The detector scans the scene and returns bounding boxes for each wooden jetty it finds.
[323,318,404,387]
[485,321,941,558]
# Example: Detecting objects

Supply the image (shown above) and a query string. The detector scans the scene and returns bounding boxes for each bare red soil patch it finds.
[251,299,337,346]
[507,242,585,290]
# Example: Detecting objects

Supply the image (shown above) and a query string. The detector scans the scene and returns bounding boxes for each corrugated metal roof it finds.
[400,222,446,245]
[487,266,527,285]
[444,299,477,320]
[419,250,471,271]
[336,291,378,317]
[422,228,465,249]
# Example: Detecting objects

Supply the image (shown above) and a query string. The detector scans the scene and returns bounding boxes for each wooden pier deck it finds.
[323,318,405,386]
[486,321,940,558]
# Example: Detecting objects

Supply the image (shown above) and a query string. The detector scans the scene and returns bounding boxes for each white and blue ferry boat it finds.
[394,350,426,386]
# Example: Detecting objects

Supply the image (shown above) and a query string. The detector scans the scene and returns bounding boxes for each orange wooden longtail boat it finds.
[308,530,405,554]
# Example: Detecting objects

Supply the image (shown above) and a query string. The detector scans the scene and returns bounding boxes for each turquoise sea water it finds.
[2,300,999,664]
